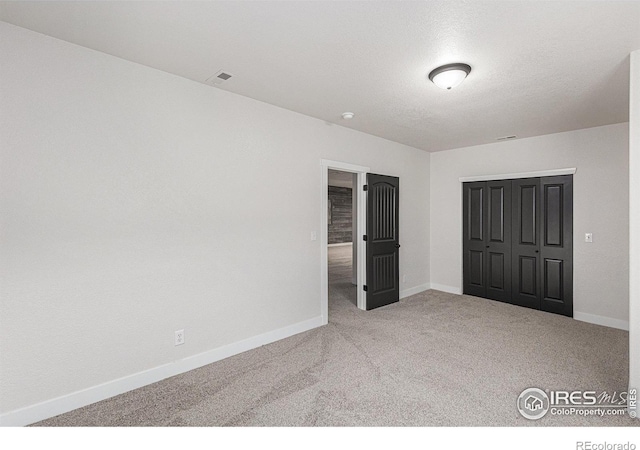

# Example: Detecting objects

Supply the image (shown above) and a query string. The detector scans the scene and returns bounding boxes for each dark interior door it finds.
[366,173,400,310]
[485,180,512,302]
[463,181,511,301]
[511,178,542,309]
[539,175,573,316]
[463,182,487,297]
[464,175,573,318]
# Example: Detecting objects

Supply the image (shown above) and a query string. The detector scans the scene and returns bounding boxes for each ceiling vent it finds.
[206,70,234,85]
[496,135,517,141]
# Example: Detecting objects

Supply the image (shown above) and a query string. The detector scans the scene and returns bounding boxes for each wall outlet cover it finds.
[175,329,185,346]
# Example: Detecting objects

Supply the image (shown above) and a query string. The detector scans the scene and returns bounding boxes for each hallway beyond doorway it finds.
[328,244,357,313]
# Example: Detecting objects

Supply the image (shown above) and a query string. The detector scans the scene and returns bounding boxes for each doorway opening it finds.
[328,169,358,313]
[320,160,369,324]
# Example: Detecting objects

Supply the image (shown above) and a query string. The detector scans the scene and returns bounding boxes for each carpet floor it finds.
[33,245,634,426]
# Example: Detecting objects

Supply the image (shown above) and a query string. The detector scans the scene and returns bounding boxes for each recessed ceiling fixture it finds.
[342,112,355,120]
[428,63,471,90]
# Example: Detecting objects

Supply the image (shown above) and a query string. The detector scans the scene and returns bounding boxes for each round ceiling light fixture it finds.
[428,63,471,90]
[342,112,355,120]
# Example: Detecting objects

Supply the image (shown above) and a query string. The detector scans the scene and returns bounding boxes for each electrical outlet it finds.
[402,274,407,283]
[175,329,185,346]
[585,233,593,243]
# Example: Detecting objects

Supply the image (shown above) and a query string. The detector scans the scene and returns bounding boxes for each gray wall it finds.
[328,186,352,244]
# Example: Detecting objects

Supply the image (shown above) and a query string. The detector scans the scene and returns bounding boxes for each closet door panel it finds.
[540,175,573,316]
[485,180,512,302]
[463,182,487,297]
[511,178,541,309]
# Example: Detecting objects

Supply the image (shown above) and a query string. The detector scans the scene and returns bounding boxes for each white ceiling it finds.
[2,1,639,152]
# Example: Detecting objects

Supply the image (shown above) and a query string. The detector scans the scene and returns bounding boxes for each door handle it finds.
[395,244,401,248]
[535,250,539,253]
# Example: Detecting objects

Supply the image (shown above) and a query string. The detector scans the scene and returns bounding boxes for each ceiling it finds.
[2,1,639,152]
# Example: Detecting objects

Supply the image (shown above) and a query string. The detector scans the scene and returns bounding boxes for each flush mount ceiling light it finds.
[342,112,355,120]
[428,63,472,90]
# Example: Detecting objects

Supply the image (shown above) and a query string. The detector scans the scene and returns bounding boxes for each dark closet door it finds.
[365,173,400,310]
[464,175,573,317]
[485,180,512,302]
[463,182,487,297]
[463,181,512,301]
[511,178,542,309]
[539,175,573,316]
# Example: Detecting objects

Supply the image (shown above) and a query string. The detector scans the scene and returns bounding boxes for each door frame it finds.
[458,167,576,296]
[321,159,369,324]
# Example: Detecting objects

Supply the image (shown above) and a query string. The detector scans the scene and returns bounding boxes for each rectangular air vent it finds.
[496,135,517,141]
[206,70,234,85]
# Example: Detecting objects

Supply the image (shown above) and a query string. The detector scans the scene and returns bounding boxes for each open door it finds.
[365,173,400,310]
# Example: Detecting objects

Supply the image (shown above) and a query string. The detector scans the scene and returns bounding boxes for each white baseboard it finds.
[400,283,430,299]
[574,311,629,331]
[423,290,628,331]
[428,283,463,295]
[0,316,324,427]
[327,242,352,247]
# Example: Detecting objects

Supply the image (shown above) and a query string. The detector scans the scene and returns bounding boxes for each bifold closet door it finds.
[485,180,512,302]
[539,175,573,317]
[463,182,487,297]
[511,178,542,309]
[465,175,573,317]
[463,181,511,302]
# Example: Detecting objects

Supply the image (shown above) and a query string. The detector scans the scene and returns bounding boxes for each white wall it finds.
[629,50,639,398]
[0,22,430,421]
[430,123,629,329]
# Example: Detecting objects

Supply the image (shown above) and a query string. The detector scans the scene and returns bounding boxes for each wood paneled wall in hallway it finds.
[328,186,353,244]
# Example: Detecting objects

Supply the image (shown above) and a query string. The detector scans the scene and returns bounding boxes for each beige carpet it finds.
[33,245,633,426]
